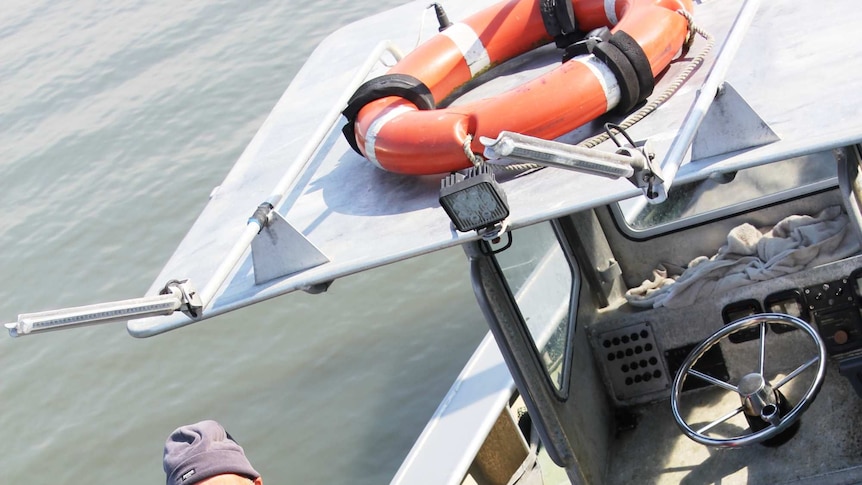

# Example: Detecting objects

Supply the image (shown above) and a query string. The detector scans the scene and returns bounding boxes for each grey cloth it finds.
[626,206,861,308]
[164,420,260,485]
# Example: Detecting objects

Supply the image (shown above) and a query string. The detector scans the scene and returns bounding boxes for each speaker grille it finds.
[598,322,669,401]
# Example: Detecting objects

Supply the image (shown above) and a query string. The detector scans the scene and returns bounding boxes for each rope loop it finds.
[463,135,486,167]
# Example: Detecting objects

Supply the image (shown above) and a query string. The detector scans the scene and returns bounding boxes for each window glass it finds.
[494,222,578,395]
[616,151,837,234]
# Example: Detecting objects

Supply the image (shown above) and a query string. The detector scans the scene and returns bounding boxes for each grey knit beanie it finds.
[164,420,260,485]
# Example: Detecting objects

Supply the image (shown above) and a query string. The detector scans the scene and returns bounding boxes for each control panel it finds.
[804,277,862,354]
[721,270,862,355]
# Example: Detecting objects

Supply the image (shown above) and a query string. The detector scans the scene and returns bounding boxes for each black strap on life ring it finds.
[592,40,642,113]
[608,31,655,100]
[540,0,579,48]
[562,27,610,62]
[565,30,654,113]
[341,74,435,155]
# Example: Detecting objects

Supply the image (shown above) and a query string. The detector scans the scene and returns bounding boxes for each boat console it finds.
[462,175,862,483]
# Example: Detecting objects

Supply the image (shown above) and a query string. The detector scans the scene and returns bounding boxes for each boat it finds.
[6,0,862,483]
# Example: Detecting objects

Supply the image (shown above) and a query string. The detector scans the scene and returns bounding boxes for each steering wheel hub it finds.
[738,373,776,417]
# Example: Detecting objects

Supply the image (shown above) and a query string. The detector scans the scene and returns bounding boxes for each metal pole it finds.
[650,0,762,204]
[198,41,404,309]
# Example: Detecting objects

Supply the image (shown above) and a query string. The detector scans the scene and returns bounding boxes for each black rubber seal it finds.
[247,202,274,233]
[540,0,577,46]
[554,0,576,35]
[562,37,598,62]
[540,0,562,37]
[592,41,641,113]
[561,27,609,62]
[341,74,435,154]
[608,31,655,100]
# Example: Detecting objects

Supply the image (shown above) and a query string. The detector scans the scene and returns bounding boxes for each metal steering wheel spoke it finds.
[775,355,821,390]
[671,313,827,447]
[696,405,745,435]
[687,368,738,393]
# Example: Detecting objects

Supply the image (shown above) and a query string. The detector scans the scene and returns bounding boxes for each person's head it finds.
[163,420,262,485]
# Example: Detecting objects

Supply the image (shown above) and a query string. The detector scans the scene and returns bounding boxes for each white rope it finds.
[462,135,485,167]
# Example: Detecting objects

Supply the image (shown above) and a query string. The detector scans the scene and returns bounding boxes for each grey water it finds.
[0,1,487,483]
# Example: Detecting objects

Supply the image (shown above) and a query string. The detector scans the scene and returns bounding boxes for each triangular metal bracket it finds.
[691,83,780,161]
[251,211,329,285]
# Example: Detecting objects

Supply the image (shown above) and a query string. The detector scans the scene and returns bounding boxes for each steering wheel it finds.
[670,313,827,447]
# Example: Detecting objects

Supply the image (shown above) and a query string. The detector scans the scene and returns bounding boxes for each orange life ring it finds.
[345,0,693,175]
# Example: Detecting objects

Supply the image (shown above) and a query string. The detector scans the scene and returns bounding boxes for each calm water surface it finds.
[0,1,487,483]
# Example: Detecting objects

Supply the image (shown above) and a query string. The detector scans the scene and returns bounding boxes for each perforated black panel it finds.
[599,322,669,401]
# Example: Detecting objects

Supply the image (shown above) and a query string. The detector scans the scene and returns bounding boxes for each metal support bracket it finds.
[251,210,330,285]
[622,139,664,200]
[597,259,622,285]
[691,83,780,161]
[160,279,203,318]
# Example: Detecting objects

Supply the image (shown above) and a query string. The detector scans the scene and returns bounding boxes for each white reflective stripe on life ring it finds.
[605,0,619,25]
[576,55,621,112]
[441,23,492,77]
[364,105,413,169]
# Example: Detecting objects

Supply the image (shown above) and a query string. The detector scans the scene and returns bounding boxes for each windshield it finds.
[615,150,838,237]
